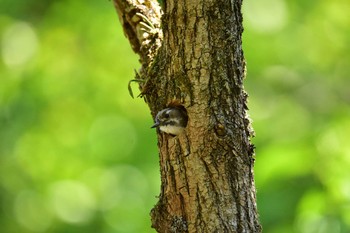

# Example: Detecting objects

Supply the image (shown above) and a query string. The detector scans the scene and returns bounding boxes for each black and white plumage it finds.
[151,107,188,135]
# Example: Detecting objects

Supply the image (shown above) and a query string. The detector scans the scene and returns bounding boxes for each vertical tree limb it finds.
[113,0,261,232]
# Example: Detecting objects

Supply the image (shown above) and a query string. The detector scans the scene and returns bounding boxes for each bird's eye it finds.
[164,113,170,118]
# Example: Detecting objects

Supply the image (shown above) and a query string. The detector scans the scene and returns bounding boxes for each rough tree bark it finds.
[113,0,261,232]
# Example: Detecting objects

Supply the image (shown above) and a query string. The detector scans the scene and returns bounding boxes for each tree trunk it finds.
[113,0,261,232]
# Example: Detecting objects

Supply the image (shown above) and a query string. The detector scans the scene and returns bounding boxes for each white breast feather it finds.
[159,125,184,135]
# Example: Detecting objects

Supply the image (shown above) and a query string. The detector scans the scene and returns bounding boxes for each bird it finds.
[151,107,188,136]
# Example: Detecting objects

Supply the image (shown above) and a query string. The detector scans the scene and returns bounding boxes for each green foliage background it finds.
[0,0,349,232]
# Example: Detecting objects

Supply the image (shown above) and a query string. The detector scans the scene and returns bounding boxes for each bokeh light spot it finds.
[98,164,149,210]
[14,190,53,232]
[1,22,39,67]
[49,180,96,224]
[297,214,341,233]
[244,0,288,33]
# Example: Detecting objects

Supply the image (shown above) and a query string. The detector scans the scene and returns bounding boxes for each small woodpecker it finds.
[151,107,188,136]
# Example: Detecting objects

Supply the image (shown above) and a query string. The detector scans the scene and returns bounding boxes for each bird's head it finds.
[151,107,188,136]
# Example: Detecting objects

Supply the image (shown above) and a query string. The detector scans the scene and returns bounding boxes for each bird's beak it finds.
[151,122,160,128]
